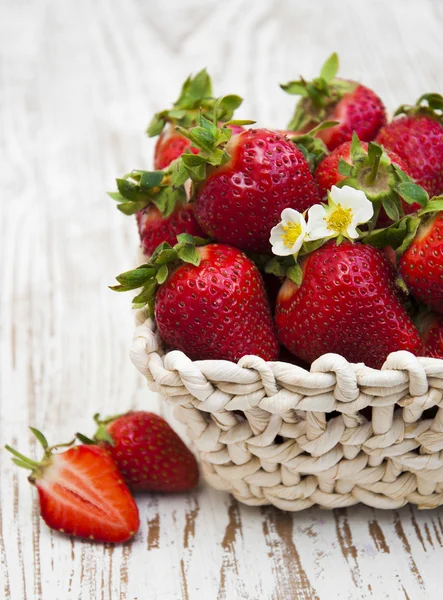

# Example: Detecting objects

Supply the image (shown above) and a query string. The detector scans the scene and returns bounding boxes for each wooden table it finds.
[2,0,443,597]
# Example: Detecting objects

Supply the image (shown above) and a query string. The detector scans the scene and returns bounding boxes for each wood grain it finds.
[2,0,443,598]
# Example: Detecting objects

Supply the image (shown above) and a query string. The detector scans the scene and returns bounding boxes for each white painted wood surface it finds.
[2,0,443,598]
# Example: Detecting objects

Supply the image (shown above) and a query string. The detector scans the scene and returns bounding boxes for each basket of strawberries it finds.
[111,56,443,511]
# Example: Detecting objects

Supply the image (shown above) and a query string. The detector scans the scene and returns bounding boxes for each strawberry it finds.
[399,211,443,314]
[314,136,422,225]
[275,240,424,369]
[146,69,243,170]
[376,94,443,198]
[80,412,199,493]
[112,236,279,362]
[154,123,246,171]
[136,204,205,257]
[109,169,206,257]
[153,124,200,170]
[174,119,321,253]
[281,53,386,151]
[419,312,443,358]
[5,430,139,543]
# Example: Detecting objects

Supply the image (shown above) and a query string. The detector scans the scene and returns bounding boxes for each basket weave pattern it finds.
[131,309,443,510]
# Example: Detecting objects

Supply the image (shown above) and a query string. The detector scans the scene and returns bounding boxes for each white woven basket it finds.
[130,308,443,511]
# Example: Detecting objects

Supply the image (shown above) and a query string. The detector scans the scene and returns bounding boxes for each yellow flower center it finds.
[282,221,302,248]
[325,204,353,233]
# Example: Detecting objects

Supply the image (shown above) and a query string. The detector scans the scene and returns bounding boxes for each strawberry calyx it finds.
[336,133,428,223]
[170,102,255,185]
[395,93,443,122]
[110,233,208,313]
[5,428,76,484]
[108,168,187,217]
[363,197,443,257]
[289,121,337,172]
[146,69,243,137]
[281,53,356,131]
[77,413,122,447]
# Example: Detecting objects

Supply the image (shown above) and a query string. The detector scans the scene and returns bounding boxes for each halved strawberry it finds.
[6,430,140,543]
[281,53,386,150]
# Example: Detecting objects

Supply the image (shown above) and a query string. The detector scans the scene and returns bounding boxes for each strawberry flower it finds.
[270,208,308,256]
[306,185,374,241]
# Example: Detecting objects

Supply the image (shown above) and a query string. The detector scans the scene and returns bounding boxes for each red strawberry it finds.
[275,240,424,369]
[154,125,199,170]
[137,204,205,257]
[88,412,199,493]
[181,125,321,253]
[6,431,139,543]
[419,312,443,358]
[146,69,243,170]
[281,53,386,151]
[113,239,279,362]
[314,138,421,225]
[376,94,443,197]
[399,211,443,314]
[110,170,204,258]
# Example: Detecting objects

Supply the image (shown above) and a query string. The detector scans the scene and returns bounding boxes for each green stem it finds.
[366,153,381,186]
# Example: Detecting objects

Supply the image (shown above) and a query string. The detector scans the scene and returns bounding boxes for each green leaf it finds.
[350,132,367,163]
[107,191,126,202]
[146,115,166,137]
[392,164,412,184]
[181,153,207,168]
[152,186,186,218]
[264,257,287,277]
[176,233,195,244]
[338,158,354,177]
[224,119,255,127]
[287,264,303,286]
[117,200,149,215]
[320,52,339,83]
[418,197,443,216]
[364,216,420,253]
[76,433,95,445]
[116,178,140,201]
[116,266,155,289]
[29,428,49,450]
[170,159,190,187]
[132,279,157,307]
[217,95,243,121]
[280,80,309,96]
[417,93,443,111]
[177,245,201,266]
[397,182,429,207]
[382,195,401,222]
[306,120,339,135]
[153,248,178,265]
[139,171,165,190]
[156,264,169,284]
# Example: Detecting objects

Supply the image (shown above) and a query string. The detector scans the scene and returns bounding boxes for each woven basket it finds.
[130,308,443,511]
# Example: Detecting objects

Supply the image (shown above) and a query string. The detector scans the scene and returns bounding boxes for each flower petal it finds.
[329,185,374,225]
[280,207,303,224]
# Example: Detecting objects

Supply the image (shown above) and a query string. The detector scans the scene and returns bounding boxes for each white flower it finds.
[270,208,308,256]
[306,185,374,241]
